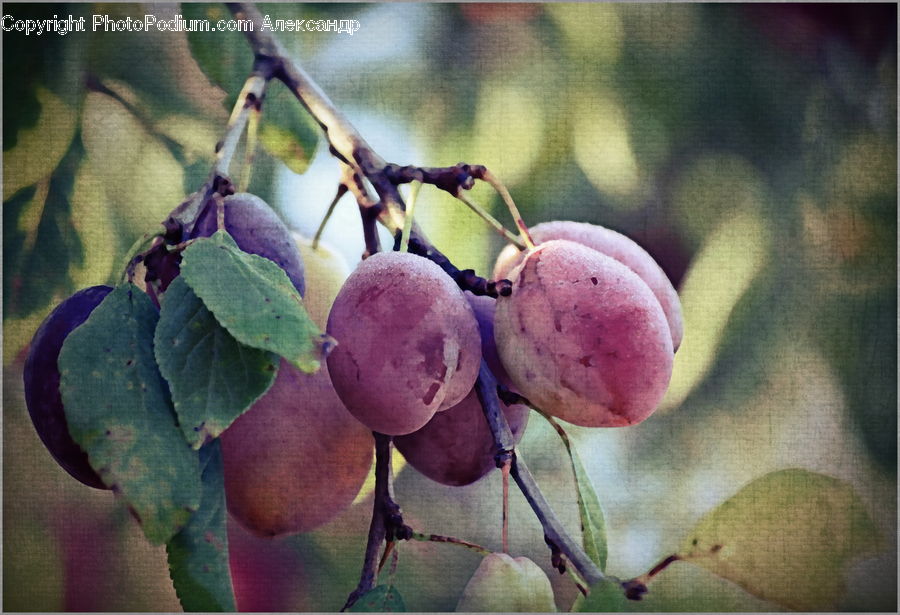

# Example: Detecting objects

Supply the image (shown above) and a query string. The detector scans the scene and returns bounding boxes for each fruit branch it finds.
[398,234,512,298]
[226,0,607,597]
[475,363,606,587]
[341,432,409,611]
[163,62,275,243]
[410,532,492,556]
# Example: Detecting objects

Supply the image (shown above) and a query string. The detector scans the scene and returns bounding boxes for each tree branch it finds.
[341,433,394,611]
[227,0,608,598]
[475,362,606,587]
[163,62,274,243]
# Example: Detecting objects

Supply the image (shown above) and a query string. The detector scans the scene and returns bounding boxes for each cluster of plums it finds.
[23,192,682,541]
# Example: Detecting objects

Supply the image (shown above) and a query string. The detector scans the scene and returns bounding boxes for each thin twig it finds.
[398,182,420,253]
[410,532,492,556]
[475,362,605,587]
[480,168,535,248]
[238,106,260,192]
[501,459,511,554]
[402,236,513,298]
[457,192,526,248]
[214,73,267,181]
[312,184,347,249]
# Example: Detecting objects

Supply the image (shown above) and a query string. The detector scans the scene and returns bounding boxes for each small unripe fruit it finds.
[192,193,306,296]
[23,286,113,489]
[221,360,373,537]
[495,240,674,428]
[494,220,683,350]
[327,251,482,436]
[456,553,557,612]
[293,234,351,329]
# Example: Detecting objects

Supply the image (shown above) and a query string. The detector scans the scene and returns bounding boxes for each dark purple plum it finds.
[394,388,529,487]
[465,292,514,388]
[192,193,305,297]
[23,286,113,489]
[395,293,528,487]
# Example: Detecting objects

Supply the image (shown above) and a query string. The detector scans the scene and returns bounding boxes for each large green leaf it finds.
[182,3,253,101]
[179,231,327,372]
[155,276,279,448]
[349,585,407,612]
[58,284,201,545]
[679,468,881,611]
[167,440,236,612]
[259,82,320,175]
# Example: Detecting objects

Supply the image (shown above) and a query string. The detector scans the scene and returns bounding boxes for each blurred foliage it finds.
[2,1,896,612]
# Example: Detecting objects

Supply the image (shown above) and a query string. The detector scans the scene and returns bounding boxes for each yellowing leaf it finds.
[680,469,881,611]
[81,90,183,234]
[3,87,77,201]
[69,163,117,289]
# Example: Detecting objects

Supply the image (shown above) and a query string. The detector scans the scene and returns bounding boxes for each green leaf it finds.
[155,277,279,448]
[679,468,881,611]
[349,585,407,612]
[182,3,253,99]
[259,82,320,174]
[179,231,327,372]
[542,415,608,571]
[59,285,201,545]
[569,439,608,572]
[167,440,236,612]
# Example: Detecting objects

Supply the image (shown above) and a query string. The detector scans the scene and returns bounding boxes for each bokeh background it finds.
[3,2,896,611]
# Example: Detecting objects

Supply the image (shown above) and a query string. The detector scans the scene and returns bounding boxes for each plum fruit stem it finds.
[479,168,535,249]
[216,73,268,182]
[312,184,347,249]
[398,182,420,253]
[227,0,609,600]
[501,458,511,554]
[409,532,492,556]
[457,192,527,248]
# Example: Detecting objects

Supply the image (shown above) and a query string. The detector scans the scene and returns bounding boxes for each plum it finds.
[220,359,373,537]
[293,234,350,329]
[455,552,557,612]
[326,251,482,436]
[494,220,683,350]
[394,388,529,487]
[395,292,529,487]
[192,193,305,297]
[495,240,674,428]
[23,285,113,489]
